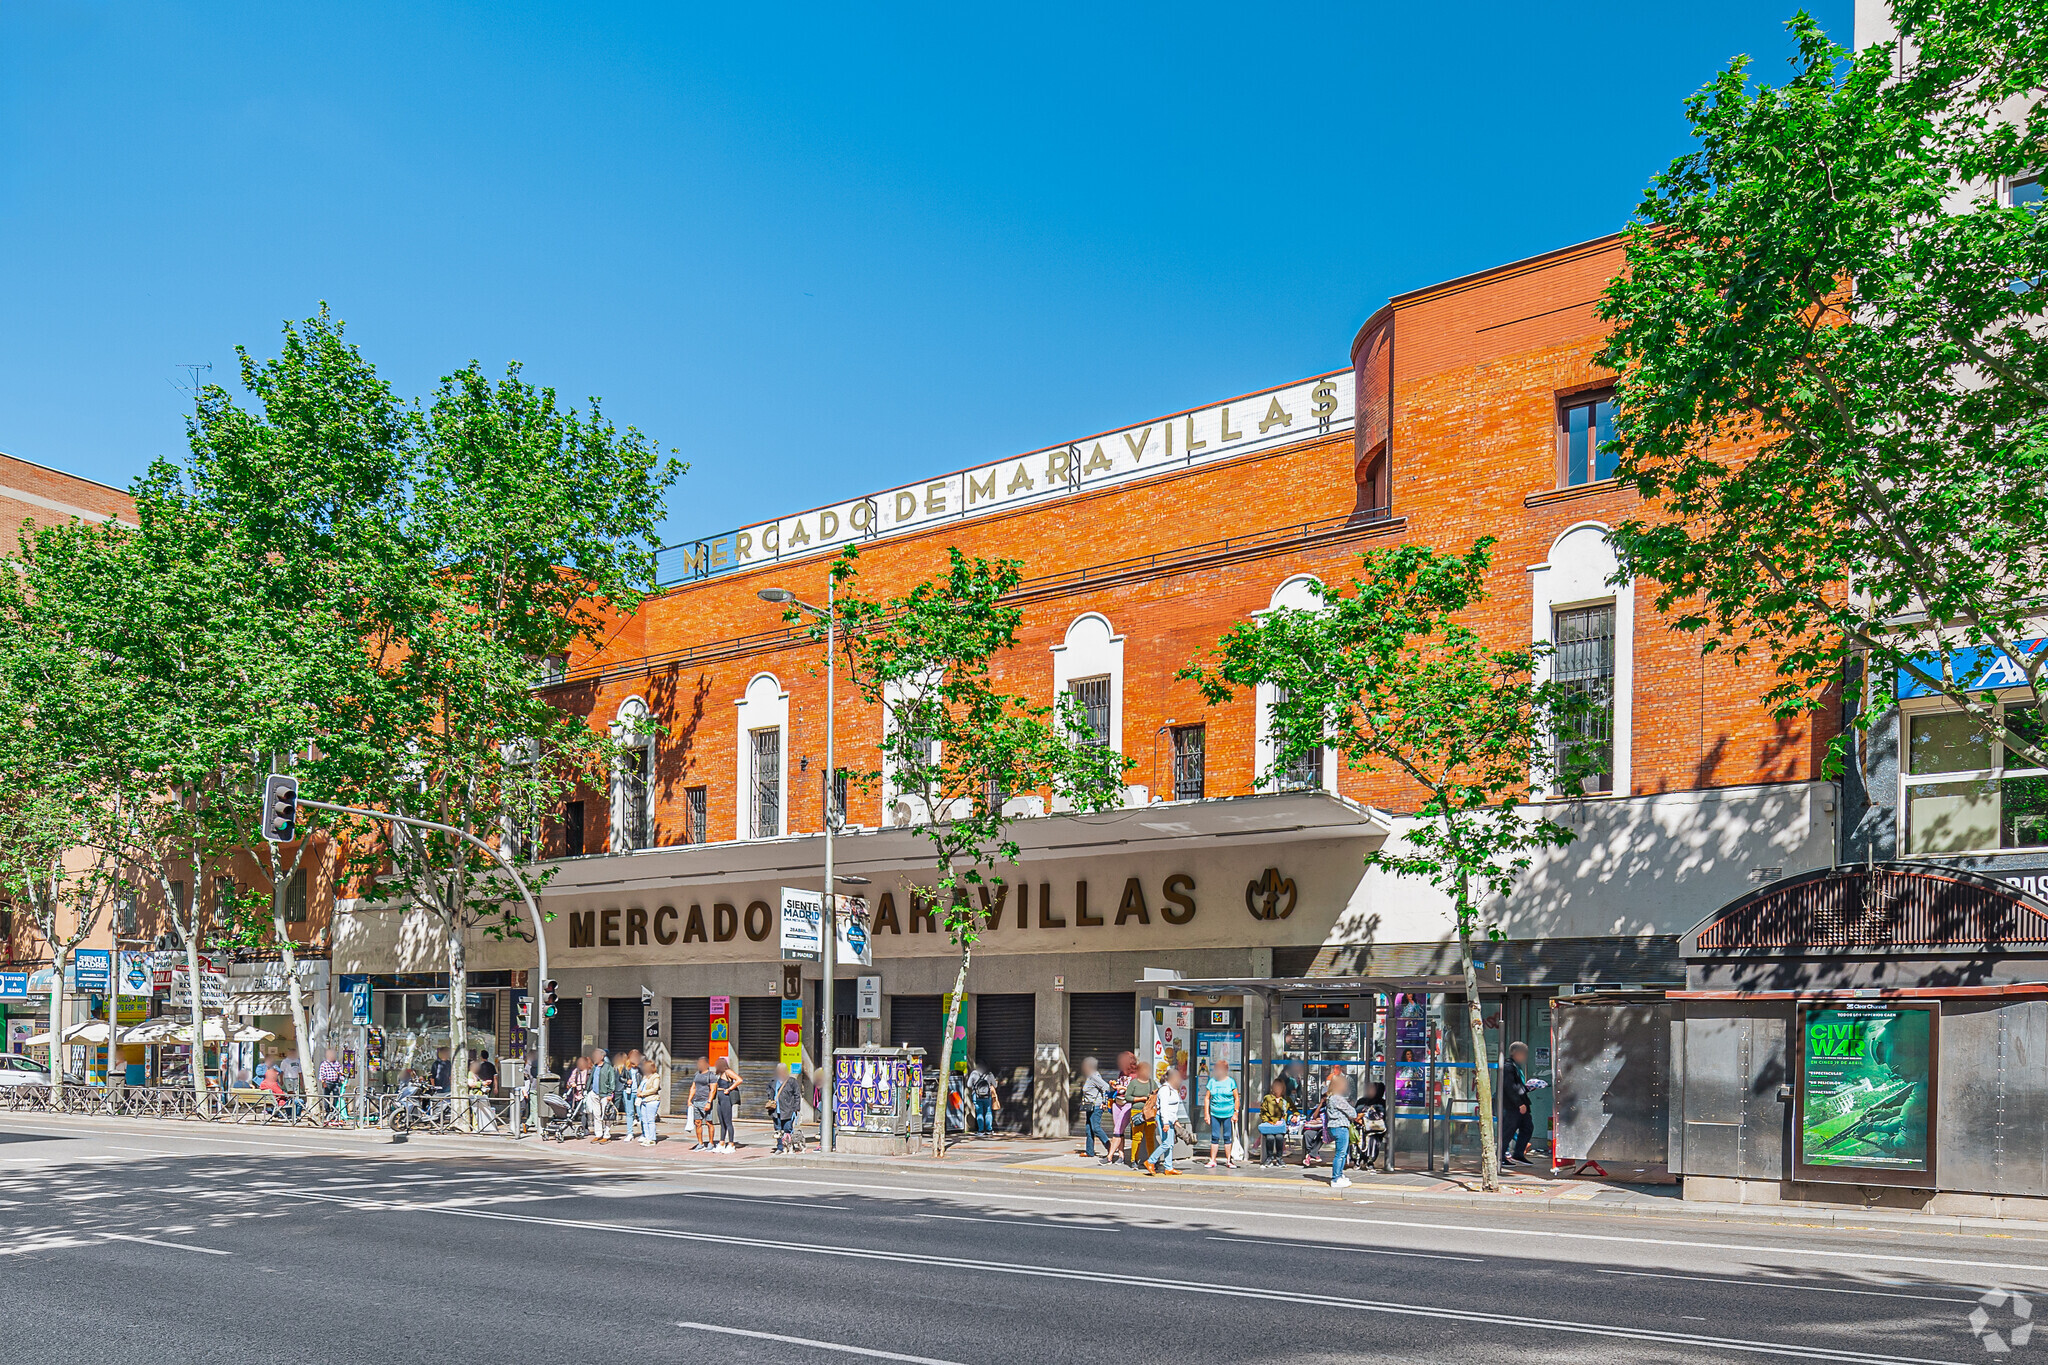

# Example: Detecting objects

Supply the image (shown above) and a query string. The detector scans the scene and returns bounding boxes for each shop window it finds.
[1171,724,1206,801]
[1551,604,1616,794]
[1902,704,2048,855]
[1558,390,1618,487]
[1072,676,1112,749]
[751,728,783,839]
[684,786,707,844]
[561,802,585,857]
[283,868,307,924]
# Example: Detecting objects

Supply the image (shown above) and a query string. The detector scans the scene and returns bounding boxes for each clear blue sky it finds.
[1,2,1850,545]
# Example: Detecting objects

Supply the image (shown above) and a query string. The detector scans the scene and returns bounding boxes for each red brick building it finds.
[333,235,1839,1155]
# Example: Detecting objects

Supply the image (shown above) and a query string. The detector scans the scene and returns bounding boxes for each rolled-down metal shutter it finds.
[974,993,1035,1132]
[606,997,644,1058]
[889,995,943,1062]
[736,995,782,1064]
[1068,992,1136,1072]
[670,997,710,1064]
[546,999,583,1074]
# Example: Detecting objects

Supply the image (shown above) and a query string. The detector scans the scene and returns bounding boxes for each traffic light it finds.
[516,998,533,1029]
[541,978,559,1020]
[260,774,299,843]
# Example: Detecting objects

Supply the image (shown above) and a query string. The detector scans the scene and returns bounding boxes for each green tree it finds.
[815,546,1128,1155]
[1598,2,2048,778]
[1182,540,1590,1191]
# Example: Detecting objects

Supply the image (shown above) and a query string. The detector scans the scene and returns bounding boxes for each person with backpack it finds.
[1077,1056,1113,1160]
[768,1063,803,1153]
[1145,1066,1186,1175]
[587,1047,616,1143]
[966,1060,1002,1136]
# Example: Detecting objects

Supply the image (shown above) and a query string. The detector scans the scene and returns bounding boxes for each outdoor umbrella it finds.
[20,1021,112,1047]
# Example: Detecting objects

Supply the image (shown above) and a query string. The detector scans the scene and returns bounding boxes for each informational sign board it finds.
[1794,1001,1938,1186]
[1153,1003,1194,1081]
[708,996,731,1066]
[1192,1028,1245,1119]
[780,1000,804,1070]
[72,950,112,994]
[0,974,28,1001]
[780,888,823,962]
[642,986,660,1046]
[855,975,882,1020]
[341,974,372,1027]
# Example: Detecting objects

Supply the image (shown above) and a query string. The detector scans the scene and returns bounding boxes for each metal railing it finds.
[0,1083,541,1136]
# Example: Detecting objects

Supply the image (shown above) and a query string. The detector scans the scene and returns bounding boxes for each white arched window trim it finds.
[609,696,656,852]
[734,673,790,840]
[1050,611,1131,806]
[1528,521,1634,798]
[1252,575,1338,794]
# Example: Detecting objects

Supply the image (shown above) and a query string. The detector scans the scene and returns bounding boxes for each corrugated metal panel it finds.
[1694,865,2048,953]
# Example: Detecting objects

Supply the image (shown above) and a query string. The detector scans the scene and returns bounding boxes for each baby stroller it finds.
[1359,1098,1388,1170]
[542,1089,590,1143]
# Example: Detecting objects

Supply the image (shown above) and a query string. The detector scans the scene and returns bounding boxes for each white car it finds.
[0,1053,50,1087]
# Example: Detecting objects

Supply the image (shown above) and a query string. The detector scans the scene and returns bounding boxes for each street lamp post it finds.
[760,578,841,1153]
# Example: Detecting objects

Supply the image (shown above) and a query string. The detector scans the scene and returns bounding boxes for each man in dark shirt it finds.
[430,1047,452,1095]
[1501,1041,1534,1165]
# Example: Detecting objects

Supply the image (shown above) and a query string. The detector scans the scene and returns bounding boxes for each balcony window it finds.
[1271,686,1323,791]
[1072,676,1112,749]
[1559,391,1618,487]
[685,785,707,844]
[616,747,651,851]
[750,727,783,839]
[1902,704,2048,854]
[1171,724,1206,801]
[1551,604,1616,794]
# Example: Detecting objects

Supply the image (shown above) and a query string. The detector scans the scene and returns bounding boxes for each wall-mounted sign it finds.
[780,1000,803,1070]
[657,374,1352,587]
[780,888,824,962]
[0,974,28,1000]
[855,975,881,1020]
[1245,868,1297,921]
[1896,638,2045,699]
[1794,1001,1938,1187]
[708,996,731,1066]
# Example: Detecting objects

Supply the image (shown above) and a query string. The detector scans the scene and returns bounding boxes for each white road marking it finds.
[100,1232,229,1255]
[282,1194,1972,1365]
[914,1213,1117,1232]
[1207,1234,1479,1262]
[673,1191,846,1210]
[1596,1267,1977,1305]
[681,1171,2048,1278]
[678,1321,963,1365]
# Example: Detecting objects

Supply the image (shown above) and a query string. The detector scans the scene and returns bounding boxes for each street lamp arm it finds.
[298,797,553,1098]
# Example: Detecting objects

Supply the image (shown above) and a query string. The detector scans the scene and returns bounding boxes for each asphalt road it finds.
[0,1116,2037,1364]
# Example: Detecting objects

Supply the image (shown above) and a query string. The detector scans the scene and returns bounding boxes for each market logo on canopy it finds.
[1245,868,1297,921]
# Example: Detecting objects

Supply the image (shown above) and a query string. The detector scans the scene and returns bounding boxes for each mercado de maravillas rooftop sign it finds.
[656,370,1354,585]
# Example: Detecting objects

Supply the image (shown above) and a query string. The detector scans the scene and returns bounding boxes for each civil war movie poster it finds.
[1798,1005,1933,1173]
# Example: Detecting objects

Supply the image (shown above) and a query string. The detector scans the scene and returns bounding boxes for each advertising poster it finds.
[780,887,824,961]
[72,950,112,994]
[943,992,969,1070]
[780,1000,804,1071]
[835,895,872,967]
[1154,1003,1193,1081]
[708,996,731,1066]
[1798,1004,1935,1178]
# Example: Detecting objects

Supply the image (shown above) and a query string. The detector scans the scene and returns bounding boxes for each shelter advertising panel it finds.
[1793,1000,1938,1187]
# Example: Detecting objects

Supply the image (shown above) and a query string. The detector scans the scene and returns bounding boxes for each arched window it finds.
[1529,523,1634,797]
[1254,577,1337,794]
[610,698,656,851]
[734,675,788,839]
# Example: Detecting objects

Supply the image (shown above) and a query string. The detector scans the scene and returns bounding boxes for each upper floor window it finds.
[283,868,308,924]
[2011,175,2043,210]
[1551,604,1616,794]
[750,727,783,839]
[684,785,707,844]
[617,748,651,851]
[1271,686,1324,791]
[1902,704,2047,855]
[1072,677,1112,749]
[829,770,849,829]
[1170,724,1206,801]
[1558,391,1618,487]
[561,801,585,857]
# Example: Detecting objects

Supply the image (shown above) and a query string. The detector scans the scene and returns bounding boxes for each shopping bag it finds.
[1229,1137,1246,1163]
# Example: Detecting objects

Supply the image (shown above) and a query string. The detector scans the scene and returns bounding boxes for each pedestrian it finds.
[1256,1075,1289,1166]
[1077,1056,1113,1161]
[1123,1059,1157,1169]
[616,1048,643,1141]
[688,1055,715,1149]
[430,1046,452,1095]
[587,1047,615,1143]
[769,1062,802,1153]
[1202,1057,1238,1168]
[1105,1052,1137,1165]
[1146,1066,1185,1175]
[317,1047,344,1108]
[471,1050,501,1131]
[1324,1069,1358,1190]
[966,1059,1002,1136]
[1501,1041,1534,1166]
[713,1056,742,1152]
[635,1058,661,1147]
[565,1054,591,1106]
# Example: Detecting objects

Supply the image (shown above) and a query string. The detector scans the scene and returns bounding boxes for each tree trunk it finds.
[184,926,208,1111]
[270,864,319,1124]
[932,943,970,1158]
[1456,873,1500,1194]
[447,927,468,1127]
[47,942,67,1105]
